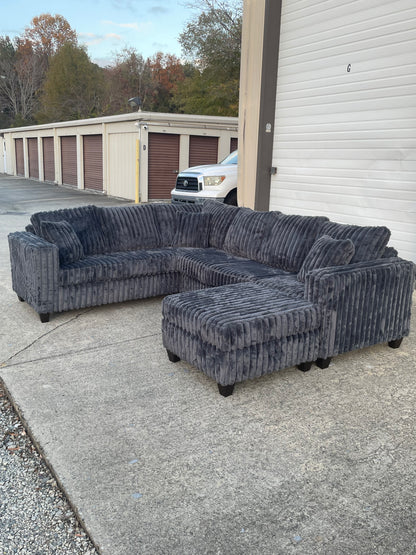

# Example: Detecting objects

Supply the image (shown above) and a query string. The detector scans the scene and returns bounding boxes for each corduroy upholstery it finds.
[201,200,241,249]
[8,201,414,394]
[260,214,329,271]
[318,221,390,263]
[39,220,85,265]
[162,283,321,386]
[297,235,355,283]
[172,213,212,248]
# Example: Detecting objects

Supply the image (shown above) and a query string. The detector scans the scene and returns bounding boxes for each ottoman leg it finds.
[166,349,180,363]
[388,338,403,349]
[218,384,235,397]
[297,361,313,372]
[39,313,50,323]
[316,357,331,369]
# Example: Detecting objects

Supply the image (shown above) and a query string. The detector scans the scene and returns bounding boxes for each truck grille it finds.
[175,176,200,192]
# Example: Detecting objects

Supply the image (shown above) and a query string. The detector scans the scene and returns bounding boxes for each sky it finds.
[0,0,195,66]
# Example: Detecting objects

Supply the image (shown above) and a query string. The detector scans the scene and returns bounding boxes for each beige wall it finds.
[237,0,266,208]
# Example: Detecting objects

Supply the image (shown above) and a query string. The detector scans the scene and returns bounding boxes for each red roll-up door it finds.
[43,137,55,182]
[83,135,103,191]
[230,137,238,152]
[148,133,180,200]
[188,136,218,167]
[61,136,77,187]
[28,138,39,179]
[15,139,24,176]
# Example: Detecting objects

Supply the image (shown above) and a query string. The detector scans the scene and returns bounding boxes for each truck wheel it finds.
[224,189,237,206]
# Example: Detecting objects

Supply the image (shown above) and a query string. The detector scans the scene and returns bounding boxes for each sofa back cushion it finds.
[297,235,355,282]
[201,200,240,249]
[39,220,85,265]
[100,204,164,252]
[172,212,212,247]
[31,205,109,255]
[223,209,279,261]
[261,214,329,272]
[319,221,391,263]
[145,203,201,246]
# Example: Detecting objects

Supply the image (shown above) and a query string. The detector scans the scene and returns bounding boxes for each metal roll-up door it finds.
[230,137,238,152]
[28,138,39,179]
[61,136,77,187]
[148,133,180,200]
[15,139,24,176]
[43,137,55,182]
[189,135,218,167]
[83,134,103,191]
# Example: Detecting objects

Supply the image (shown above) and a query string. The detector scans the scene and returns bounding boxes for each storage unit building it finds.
[0,112,238,203]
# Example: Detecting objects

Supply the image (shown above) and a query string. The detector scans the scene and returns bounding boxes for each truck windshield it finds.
[220,150,238,165]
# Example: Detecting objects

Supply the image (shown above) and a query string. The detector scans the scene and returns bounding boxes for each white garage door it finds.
[270,0,416,261]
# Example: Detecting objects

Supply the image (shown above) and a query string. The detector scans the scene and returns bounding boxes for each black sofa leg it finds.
[218,383,235,397]
[167,349,180,363]
[388,338,403,349]
[297,361,313,372]
[316,357,331,369]
[17,295,24,302]
[39,313,50,323]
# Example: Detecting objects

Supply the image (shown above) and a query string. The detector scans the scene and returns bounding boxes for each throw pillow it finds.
[319,221,390,263]
[172,212,212,248]
[40,220,85,265]
[297,235,355,282]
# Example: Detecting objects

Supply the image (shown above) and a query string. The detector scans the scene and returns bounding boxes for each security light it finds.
[128,97,142,111]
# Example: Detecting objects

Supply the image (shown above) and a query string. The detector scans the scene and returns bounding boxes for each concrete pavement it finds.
[1,174,415,554]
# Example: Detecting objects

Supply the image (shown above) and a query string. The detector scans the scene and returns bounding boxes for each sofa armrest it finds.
[304,258,415,358]
[8,231,59,315]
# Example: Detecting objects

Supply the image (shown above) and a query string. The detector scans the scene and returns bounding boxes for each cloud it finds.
[78,32,122,46]
[148,6,168,15]
[101,20,152,32]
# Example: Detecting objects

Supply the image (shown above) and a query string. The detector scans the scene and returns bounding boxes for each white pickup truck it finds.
[171,150,238,206]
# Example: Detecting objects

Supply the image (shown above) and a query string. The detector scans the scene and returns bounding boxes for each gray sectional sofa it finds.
[8,201,414,395]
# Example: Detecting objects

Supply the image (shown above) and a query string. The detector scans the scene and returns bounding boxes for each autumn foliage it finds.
[0,4,241,127]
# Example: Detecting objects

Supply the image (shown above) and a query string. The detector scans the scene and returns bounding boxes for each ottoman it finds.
[162,283,322,396]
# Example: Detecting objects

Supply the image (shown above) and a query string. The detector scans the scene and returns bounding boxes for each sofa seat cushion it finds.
[59,248,177,286]
[31,205,109,255]
[256,274,305,300]
[162,283,321,351]
[260,214,329,272]
[319,221,391,263]
[176,248,286,287]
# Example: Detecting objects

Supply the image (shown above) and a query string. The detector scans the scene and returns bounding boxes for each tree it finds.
[0,14,78,126]
[180,1,242,74]
[147,52,185,112]
[103,48,153,115]
[37,43,105,123]
[0,36,46,126]
[177,0,242,116]
[23,14,78,58]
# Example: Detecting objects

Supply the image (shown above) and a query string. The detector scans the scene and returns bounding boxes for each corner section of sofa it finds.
[304,257,415,359]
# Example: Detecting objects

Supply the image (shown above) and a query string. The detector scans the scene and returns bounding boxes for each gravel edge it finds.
[0,379,98,554]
